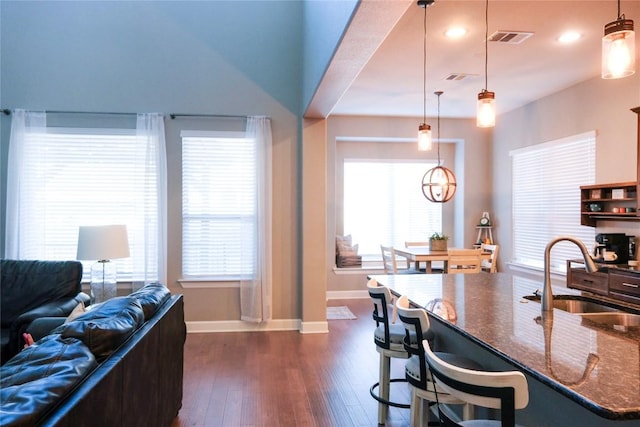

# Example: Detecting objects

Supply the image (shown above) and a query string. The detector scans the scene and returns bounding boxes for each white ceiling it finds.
[320,0,640,119]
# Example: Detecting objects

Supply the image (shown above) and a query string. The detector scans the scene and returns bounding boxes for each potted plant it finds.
[430,232,449,251]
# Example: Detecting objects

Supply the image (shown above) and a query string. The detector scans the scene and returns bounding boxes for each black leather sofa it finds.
[0,282,186,427]
[1,260,89,364]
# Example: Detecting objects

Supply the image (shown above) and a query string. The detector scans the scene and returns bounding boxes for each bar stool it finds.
[396,295,482,427]
[424,338,529,426]
[367,278,410,425]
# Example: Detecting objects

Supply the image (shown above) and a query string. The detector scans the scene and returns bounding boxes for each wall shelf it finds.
[580,182,638,226]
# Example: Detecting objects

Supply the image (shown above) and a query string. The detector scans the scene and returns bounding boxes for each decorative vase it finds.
[430,239,448,251]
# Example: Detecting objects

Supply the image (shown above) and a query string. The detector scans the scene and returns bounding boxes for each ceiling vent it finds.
[489,30,534,44]
[443,73,476,81]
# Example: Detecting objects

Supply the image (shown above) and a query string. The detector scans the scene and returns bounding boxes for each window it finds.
[343,160,441,258]
[6,123,164,283]
[181,131,256,279]
[511,131,595,272]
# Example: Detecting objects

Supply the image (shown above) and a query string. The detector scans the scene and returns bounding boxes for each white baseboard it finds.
[326,290,368,300]
[299,321,329,334]
[186,318,300,333]
[185,290,369,334]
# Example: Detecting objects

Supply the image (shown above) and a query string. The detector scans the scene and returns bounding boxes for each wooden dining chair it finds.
[404,242,429,270]
[381,245,399,274]
[381,245,421,274]
[481,244,499,273]
[447,248,482,274]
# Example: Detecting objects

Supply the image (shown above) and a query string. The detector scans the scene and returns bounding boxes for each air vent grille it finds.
[444,73,475,81]
[489,30,534,44]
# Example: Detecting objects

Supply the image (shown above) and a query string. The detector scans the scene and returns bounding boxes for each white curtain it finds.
[5,109,47,258]
[135,113,168,287]
[240,116,273,322]
[5,110,167,287]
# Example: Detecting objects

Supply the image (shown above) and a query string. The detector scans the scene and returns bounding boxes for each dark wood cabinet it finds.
[580,182,638,226]
[609,270,640,304]
[634,106,640,214]
[567,261,609,296]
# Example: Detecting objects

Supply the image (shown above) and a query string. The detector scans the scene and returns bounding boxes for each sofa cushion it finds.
[0,334,97,427]
[55,296,144,360]
[129,283,171,320]
[0,260,83,327]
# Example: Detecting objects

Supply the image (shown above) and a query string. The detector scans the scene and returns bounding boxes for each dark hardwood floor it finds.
[172,298,412,427]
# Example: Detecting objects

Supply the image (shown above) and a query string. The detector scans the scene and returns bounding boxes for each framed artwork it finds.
[590,189,601,199]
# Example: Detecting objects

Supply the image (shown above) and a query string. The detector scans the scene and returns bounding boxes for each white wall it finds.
[493,73,640,268]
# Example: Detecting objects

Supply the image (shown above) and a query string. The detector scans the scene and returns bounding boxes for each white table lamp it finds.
[77,224,130,304]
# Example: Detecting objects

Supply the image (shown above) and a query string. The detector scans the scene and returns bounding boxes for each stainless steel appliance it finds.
[595,233,629,264]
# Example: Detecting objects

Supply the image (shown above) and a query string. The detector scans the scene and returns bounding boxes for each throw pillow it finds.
[64,302,86,323]
[336,234,353,255]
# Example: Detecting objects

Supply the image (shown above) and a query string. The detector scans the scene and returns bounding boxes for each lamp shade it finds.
[76,224,130,261]
[418,123,432,151]
[602,18,635,79]
[477,90,496,127]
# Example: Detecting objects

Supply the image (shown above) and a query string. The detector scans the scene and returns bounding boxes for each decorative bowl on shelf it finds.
[589,203,602,212]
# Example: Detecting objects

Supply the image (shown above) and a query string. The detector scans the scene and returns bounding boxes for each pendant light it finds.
[417,0,435,151]
[422,91,457,203]
[602,0,635,79]
[477,0,495,128]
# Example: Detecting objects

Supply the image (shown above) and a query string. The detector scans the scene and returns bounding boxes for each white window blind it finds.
[343,160,441,258]
[511,131,595,272]
[182,132,256,279]
[16,128,159,282]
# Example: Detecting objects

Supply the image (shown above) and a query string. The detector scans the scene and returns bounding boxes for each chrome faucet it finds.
[542,236,598,312]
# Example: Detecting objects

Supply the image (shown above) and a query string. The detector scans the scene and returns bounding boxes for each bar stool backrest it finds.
[367,278,397,350]
[424,339,529,427]
[396,295,432,390]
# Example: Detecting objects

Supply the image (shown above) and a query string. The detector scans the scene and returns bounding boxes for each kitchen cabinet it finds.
[567,259,640,304]
[609,270,640,304]
[580,182,638,226]
[566,260,609,295]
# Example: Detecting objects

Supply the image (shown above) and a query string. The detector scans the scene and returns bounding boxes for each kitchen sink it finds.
[523,293,640,330]
[521,294,622,314]
[579,312,640,328]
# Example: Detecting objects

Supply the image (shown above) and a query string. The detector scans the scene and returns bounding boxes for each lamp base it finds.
[90,260,117,304]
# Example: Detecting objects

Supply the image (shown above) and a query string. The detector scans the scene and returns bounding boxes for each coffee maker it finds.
[595,233,629,264]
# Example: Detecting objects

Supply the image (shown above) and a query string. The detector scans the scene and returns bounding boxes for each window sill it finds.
[332,266,384,275]
[177,278,240,289]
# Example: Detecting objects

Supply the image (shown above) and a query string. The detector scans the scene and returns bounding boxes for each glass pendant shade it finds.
[418,123,432,151]
[602,18,635,79]
[477,90,496,128]
[422,165,457,203]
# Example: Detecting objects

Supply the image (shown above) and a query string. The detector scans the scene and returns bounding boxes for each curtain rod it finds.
[1,109,263,120]
[169,113,249,120]
[1,109,135,117]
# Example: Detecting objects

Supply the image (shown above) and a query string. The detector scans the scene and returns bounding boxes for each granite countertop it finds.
[370,272,640,420]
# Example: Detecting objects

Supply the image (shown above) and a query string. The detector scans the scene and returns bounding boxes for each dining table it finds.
[393,246,492,273]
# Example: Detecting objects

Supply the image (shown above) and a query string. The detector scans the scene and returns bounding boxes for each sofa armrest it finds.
[15,298,82,326]
[7,294,89,359]
[27,317,67,342]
